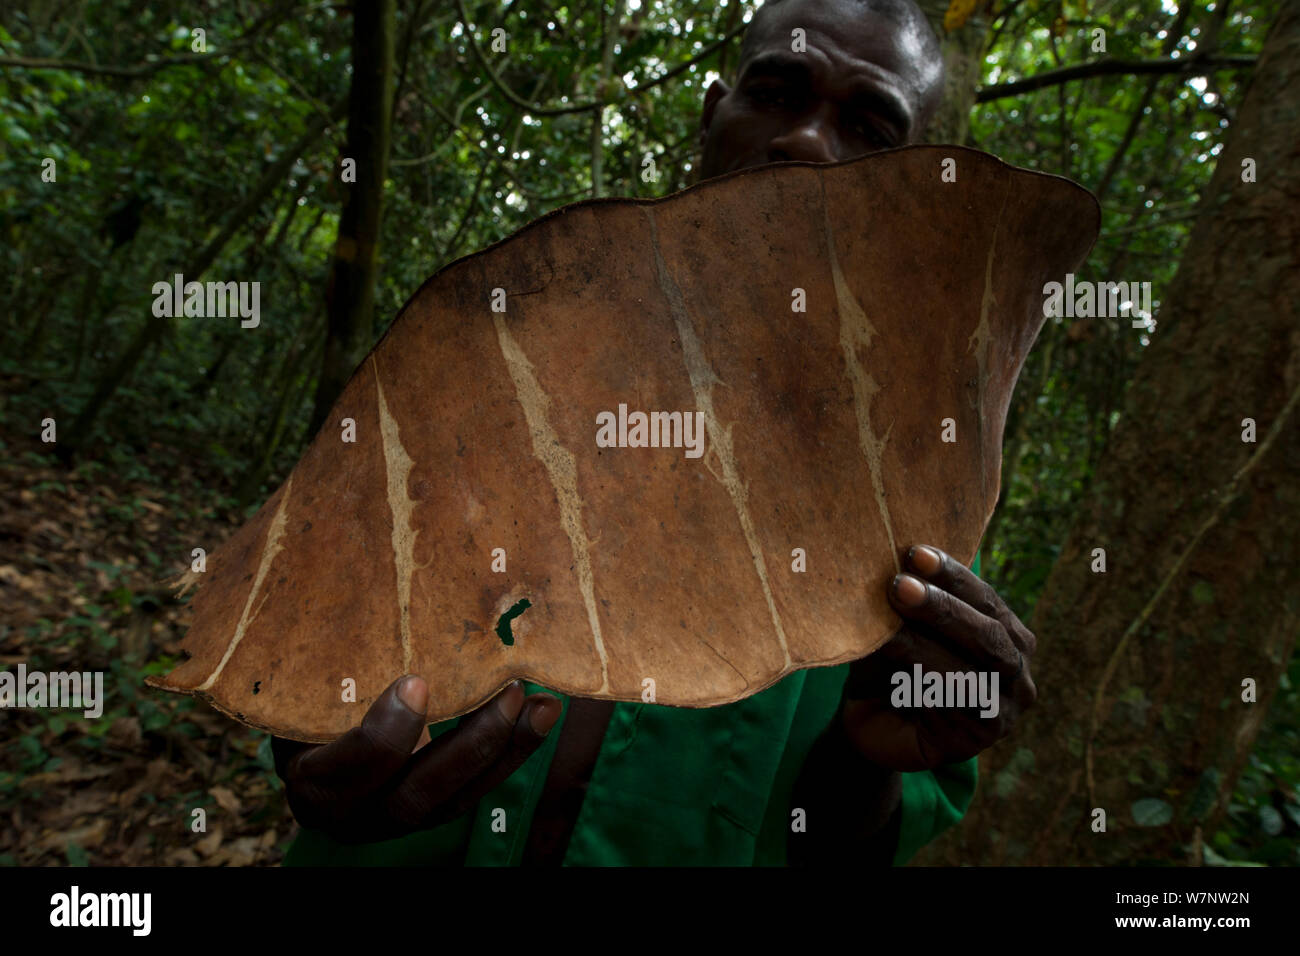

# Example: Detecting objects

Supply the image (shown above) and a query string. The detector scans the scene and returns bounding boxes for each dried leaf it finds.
[194,825,224,858]
[166,847,202,866]
[151,147,1098,741]
[39,818,108,851]
[944,0,982,32]
[106,716,143,749]
[208,786,242,815]
[210,835,261,867]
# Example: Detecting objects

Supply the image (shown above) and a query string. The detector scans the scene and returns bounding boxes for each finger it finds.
[841,703,943,773]
[905,545,1035,655]
[271,735,313,781]
[437,693,564,820]
[378,680,528,830]
[411,724,433,753]
[904,545,998,615]
[888,573,1021,679]
[290,675,430,808]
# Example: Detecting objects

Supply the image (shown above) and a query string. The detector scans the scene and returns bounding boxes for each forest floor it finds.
[1,389,1296,867]
[0,427,297,866]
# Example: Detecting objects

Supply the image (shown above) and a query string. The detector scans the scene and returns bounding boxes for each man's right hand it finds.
[272,675,562,844]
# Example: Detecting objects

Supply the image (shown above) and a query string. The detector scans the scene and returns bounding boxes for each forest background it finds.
[0,0,1295,866]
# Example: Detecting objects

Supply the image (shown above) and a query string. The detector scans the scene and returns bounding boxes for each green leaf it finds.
[19,734,44,761]
[1202,844,1266,867]
[1258,805,1284,836]
[1190,580,1215,606]
[1132,797,1174,826]
[1184,767,1220,821]
[254,733,275,772]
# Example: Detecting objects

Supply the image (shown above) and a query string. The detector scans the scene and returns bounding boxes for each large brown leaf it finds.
[149,146,1098,741]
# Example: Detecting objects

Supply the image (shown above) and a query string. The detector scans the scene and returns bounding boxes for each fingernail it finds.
[529,697,561,735]
[497,680,525,721]
[893,573,927,607]
[909,545,942,575]
[396,675,427,714]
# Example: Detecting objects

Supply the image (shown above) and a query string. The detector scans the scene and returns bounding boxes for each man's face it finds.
[698,0,943,179]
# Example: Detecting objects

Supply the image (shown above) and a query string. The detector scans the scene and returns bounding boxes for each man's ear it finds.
[698,79,731,147]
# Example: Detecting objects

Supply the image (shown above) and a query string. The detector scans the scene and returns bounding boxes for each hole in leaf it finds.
[495,599,531,646]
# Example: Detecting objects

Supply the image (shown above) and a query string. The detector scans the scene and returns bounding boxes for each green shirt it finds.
[285,557,981,866]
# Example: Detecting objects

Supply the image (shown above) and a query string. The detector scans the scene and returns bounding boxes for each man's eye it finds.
[749,85,792,107]
[850,118,894,148]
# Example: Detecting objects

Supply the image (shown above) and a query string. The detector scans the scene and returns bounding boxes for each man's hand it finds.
[272,675,562,844]
[842,544,1038,772]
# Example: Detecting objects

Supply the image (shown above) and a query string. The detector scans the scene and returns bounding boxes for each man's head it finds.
[698,0,945,179]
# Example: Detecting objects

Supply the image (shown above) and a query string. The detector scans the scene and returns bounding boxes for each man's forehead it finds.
[740,0,936,87]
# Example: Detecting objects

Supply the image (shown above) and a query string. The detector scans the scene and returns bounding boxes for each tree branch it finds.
[591,0,626,198]
[975,54,1257,102]
[454,0,597,116]
[630,19,749,93]
[1085,377,1300,809]
[1098,207,1202,240]
[1093,2,1193,203]
[0,3,293,80]
[0,52,234,77]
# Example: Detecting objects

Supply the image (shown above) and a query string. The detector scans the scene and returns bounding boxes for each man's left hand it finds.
[841,544,1037,772]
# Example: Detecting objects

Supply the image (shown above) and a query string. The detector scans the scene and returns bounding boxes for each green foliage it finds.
[975,0,1277,624]
[0,0,1289,865]
[1210,652,1300,865]
[1132,796,1174,826]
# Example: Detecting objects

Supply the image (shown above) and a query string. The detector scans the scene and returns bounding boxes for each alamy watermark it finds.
[891,664,999,718]
[151,273,260,328]
[595,403,705,459]
[1043,273,1153,328]
[0,664,104,718]
[49,886,150,936]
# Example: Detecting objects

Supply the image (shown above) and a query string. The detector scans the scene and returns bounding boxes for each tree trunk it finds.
[307,0,396,438]
[918,1,989,145]
[918,0,1300,865]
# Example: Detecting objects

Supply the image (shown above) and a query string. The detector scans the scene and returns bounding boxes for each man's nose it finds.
[766,109,839,164]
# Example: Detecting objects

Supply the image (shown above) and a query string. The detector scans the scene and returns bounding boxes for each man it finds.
[276,0,1038,866]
